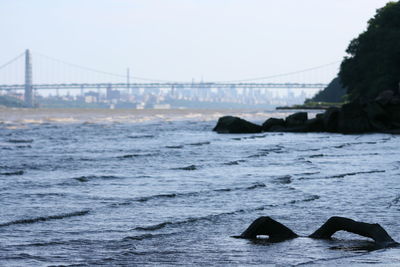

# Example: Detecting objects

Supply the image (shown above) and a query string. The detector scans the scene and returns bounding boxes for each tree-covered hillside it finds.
[339,1,400,101]
[307,77,346,103]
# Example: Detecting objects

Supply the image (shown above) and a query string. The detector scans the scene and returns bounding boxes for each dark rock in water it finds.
[262,118,285,131]
[213,97,400,134]
[323,107,340,132]
[337,102,371,133]
[213,116,262,134]
[285,112,308,127]
[305,117,324,132]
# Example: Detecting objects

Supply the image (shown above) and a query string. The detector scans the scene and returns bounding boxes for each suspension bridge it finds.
[0,50,338,108]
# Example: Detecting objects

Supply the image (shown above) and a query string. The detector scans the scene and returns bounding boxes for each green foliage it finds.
[339,1,400,101]
[308,77,346,103]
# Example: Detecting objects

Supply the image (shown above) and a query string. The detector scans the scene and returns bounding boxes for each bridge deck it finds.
[0,82,327,90]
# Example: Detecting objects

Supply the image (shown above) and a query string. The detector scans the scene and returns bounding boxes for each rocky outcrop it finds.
[213,92,400,134]
[213,116,262,134]
[337,102,372,133]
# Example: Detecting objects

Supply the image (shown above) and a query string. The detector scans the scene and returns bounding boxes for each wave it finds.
[243,134,267,140]
[117,153,157,159]
[122,233,176,241]
[172,165,198,171]
[334,141,377,149]
[0,170,24,176]
[133,211,239,231]
[16,145,32,149]
[273,175,292,184]
[127,134,154,139]
[133,195,319,232]
[248,152,269,158]
[188,141,210,146]
[288,195,320,204]
[165,145,184,149]
[211,182,267,193]
[294,172,320,176]
[118,154,142,159]
[214,182,266,192]
[134,222,174,231]
[137,193,179,202]
[74,175,120,182]
[246,182,267,190]
[223,160,246,166]
[309,154,324,158]
[0,210,90,227]
[328,170,385,179]
[248,147,284,158]
[3,253,48,261]
[7,139,33,143]
[298,170,385,180]
[111,182,267,205]
[223,161,239,165]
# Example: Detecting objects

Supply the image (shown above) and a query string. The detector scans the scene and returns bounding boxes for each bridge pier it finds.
[24,49,33,107]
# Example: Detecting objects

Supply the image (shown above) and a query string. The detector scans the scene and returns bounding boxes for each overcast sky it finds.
[0,0,394,83]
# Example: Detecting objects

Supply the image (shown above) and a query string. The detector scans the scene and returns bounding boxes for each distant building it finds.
[84,91,99,103]
[106,88,121,101]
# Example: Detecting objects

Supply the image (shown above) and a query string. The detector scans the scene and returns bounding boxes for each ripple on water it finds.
[0,210,90,227]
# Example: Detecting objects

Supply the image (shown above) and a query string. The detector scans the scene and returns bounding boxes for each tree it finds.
[307,77,346,103]
[339,1,400,102]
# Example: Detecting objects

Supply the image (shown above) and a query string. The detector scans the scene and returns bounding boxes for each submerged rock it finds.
[213,116,262,134]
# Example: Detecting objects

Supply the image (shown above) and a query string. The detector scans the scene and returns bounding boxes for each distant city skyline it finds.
[0,0,393,82]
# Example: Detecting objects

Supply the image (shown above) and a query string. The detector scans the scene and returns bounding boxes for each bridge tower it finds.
[24,49,33,107]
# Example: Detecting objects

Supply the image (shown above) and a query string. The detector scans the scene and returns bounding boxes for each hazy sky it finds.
[0,0,394,83]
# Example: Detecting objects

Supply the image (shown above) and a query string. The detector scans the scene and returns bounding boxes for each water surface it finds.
[0,108,399,266]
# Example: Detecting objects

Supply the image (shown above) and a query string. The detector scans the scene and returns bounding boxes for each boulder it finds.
[285,112,308,127]
[305,117,325,132]
[213,116,262,134]
[337,102,371,133]
[364,102,390,131]
[262,118,285,131]
[322,107,340,132]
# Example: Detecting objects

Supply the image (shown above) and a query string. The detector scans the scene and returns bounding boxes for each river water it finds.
[0,108,399,266]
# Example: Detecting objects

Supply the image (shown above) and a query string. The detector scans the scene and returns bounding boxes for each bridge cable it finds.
[32,51,179,83]
[0,52,25,71]
[216,60,341,83]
